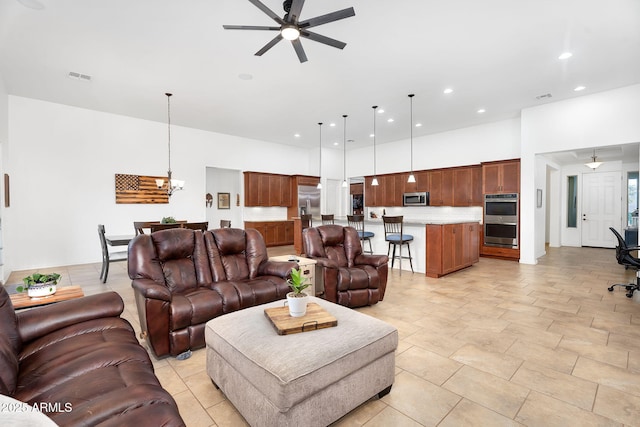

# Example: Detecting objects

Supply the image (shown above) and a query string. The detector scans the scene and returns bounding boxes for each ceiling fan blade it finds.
[255,34,283,56]
[223,25,281,31]
[299,7,355,29]
[291,39,308,63]
[248,0,286,25]
[300,30,347,50]
[287,0,305,23]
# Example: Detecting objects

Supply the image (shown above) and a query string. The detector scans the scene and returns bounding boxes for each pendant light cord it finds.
[372,106,377,177]
[318,122,323,178]
[166,93,172,175]
[343,115,347,182]
[409,94,414,174]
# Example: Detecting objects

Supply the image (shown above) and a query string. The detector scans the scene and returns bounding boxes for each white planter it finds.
[286,292,308,317]
[27,282,57,298]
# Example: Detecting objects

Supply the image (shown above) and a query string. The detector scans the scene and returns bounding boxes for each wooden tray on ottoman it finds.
[264,303,337,335]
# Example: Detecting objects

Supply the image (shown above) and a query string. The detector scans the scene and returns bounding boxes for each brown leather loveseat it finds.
[303,225,389,308]
[128,227,296,358]
[0,286,184,426]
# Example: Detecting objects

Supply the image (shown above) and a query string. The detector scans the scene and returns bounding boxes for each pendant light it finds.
[317,122,323,189]
[407,94,416,183]
[371,106,379,186]
[342,115,348,188]
[584,149,603,170]
[155,93,185,196]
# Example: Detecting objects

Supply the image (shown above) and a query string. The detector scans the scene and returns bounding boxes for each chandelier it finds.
[155,93,185,196]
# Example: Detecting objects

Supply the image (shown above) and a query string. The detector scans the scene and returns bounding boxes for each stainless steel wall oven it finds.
[484,193,519,248]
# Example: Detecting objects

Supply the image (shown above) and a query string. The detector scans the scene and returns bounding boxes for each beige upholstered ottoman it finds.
[205,296,398,427]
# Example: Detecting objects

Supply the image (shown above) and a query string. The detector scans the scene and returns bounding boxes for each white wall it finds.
[0,73,8,280]
[346,118,522,178]
[4,96,311,275]
[520,84,640,264]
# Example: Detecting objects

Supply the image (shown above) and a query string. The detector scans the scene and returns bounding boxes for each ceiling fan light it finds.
[281,26,300,40]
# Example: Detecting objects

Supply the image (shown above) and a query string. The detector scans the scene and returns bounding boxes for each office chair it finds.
[608,227,640,298]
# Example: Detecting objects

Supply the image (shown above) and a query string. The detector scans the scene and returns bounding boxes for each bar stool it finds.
[301,214,313,228]
[382,216,413,273]
[321,214,335,225]
[347,214,374,254]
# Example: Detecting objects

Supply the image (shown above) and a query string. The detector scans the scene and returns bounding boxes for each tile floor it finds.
[7,245,640,426]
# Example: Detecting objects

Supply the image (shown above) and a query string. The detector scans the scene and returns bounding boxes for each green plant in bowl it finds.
[161,216,177,224]
[17,273,61,293]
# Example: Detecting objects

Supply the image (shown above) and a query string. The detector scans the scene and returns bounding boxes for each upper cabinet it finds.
[453,165,483,206]
[482,160,520,194]
[244,172,292,207]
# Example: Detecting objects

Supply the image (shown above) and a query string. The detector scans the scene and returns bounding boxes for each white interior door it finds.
[581,171,621,248]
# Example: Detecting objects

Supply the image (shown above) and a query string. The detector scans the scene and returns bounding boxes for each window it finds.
[567,175,577,228]
[628,172,638,227]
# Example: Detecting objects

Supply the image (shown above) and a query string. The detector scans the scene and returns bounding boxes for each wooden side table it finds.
[9,286,84,310]
[270,255,320,297]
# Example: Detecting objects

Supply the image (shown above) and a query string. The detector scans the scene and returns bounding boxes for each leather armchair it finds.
[303,225,389,308]
[128,227,296,358]
[0,286,184,426]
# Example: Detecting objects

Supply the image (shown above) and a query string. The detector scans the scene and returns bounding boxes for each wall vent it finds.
[536,93,552,100]
[67,71,92,82]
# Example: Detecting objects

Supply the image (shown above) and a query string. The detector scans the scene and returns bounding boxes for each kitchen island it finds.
[332,217,481,276]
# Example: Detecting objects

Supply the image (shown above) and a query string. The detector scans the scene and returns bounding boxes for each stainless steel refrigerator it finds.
[298,185,321,218]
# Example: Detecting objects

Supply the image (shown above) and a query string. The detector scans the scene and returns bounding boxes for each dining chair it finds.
[347,214,374,254]
[301,214,313,228]
[220,220,231,228]
[183,222,208,231]
[321,214,335,225]
[382,216,414,274]
[150,223,182,233]
[98,224,127,283]
[134,221,156,235]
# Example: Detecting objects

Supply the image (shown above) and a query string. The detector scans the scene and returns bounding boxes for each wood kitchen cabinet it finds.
[482,159,520,194]
[244,172,292,207]
[428,169,454,206]
[425,222,480,278]
[453,165,483,206]
[244,220,294,247]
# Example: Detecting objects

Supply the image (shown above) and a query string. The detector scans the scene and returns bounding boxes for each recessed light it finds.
[477,109,486,114]
[369,134,375,138]
[387,118,394,123]
[238,73,253,80]
[294,133,301,138]
[558,52,573,60]
[574,85,586,92]
[415,123,422,127]
[443,88,453,94]
[333,142,339,146]
[329,123,336,127]
[378,109,384,114]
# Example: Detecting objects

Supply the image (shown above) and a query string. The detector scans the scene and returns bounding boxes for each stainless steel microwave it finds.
[403,192,429,206]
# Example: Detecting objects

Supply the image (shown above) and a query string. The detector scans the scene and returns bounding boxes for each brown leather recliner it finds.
[303,225,389,308]
[0,286,184,426]
[128,227,296,358]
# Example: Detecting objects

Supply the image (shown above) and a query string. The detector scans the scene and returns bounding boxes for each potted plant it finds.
[17,273,61,298]
[161,216,177,224]
[286,267,310,317]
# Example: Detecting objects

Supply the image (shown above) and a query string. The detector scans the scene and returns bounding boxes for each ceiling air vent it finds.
[67,71,92,82]
[536,93,552,100]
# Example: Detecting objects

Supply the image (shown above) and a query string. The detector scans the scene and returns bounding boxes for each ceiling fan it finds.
[223,0,355,63]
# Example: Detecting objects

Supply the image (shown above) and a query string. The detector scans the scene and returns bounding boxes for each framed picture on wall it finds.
[218,192,230,209]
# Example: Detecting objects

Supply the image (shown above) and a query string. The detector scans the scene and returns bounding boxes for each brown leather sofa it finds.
[0,286,185,427]
[128,227,296,358]
[303,225,389,308]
